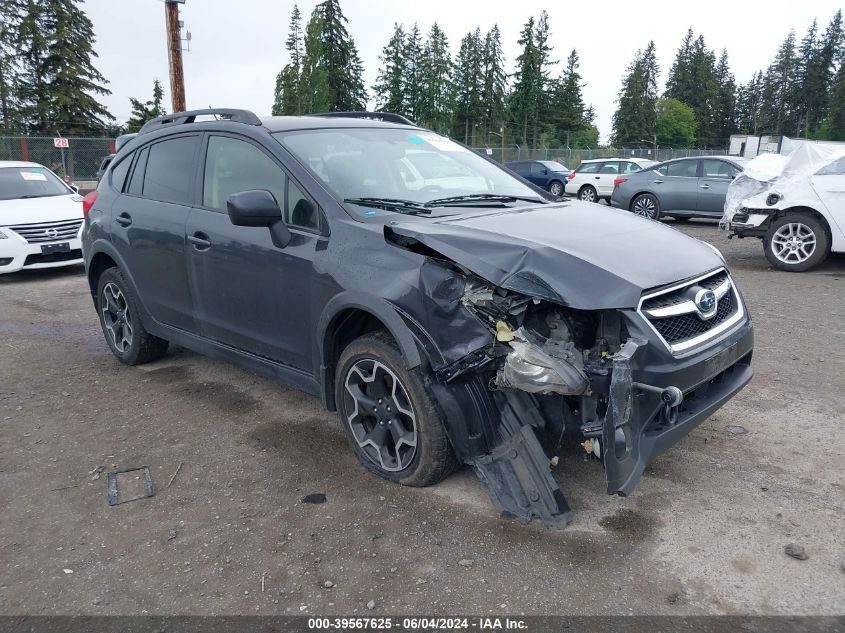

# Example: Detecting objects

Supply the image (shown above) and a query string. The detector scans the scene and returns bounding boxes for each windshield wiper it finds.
[344,197,432,215]
[426,193,546,206]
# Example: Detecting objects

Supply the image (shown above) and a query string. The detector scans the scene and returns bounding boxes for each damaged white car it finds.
[722,142,845,272]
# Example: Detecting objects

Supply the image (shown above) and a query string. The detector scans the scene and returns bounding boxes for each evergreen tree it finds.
[735,71,763,134]
[272,5,305,116]
[664,31,718,146]
[304,0,366,112]
[758,30,798,135]
[611,41,659,147]
[300,8,329,112]
[480,25,507,142]
[819,62,845,140]
[548,49,589,145]
[417,22,452,132]
[18,0,113,135]
[403,23,424,122]
[373,23,407,115]
[125,79,166,133]
[453,28,483,143]
[0,0,26,133]
[797,11,843,137]
[713,50,736,147]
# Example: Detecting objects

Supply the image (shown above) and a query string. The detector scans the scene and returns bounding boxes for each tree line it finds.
[275,2,845,149]
[612,12,845,148]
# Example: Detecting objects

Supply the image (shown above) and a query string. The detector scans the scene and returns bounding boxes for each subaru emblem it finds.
[695,289,717,315]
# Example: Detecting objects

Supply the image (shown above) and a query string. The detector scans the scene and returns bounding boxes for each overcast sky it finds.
[86,0,842,144]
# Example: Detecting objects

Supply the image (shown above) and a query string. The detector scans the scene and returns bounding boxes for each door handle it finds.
[699,183,711,189]
[652,180,664,184]
[115,212,132,227]
[188,232,211,251]
[595,176,601,179]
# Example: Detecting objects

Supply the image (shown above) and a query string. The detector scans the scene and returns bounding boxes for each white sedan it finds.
[0,161,85,274]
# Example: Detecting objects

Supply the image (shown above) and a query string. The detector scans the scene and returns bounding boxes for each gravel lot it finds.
[1,221,844,616]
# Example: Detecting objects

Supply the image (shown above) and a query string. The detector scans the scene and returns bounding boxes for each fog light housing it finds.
[766,193,781,206]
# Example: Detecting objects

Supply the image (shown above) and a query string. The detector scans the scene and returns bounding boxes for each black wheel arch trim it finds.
[85,240,153,322]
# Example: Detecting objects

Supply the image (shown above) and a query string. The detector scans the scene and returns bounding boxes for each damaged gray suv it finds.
[82,109,754,527]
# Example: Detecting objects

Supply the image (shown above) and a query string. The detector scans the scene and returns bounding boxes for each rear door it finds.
[527,161,548,187]
[655,159,700,211]
[595,161,620,196]
[810,156,845,239]
[697,159,741,215]
[110,134,200,331]
[185,133,325,370]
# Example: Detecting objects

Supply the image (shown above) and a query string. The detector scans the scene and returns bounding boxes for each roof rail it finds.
[138,108,262,135]
[310,111,416,126]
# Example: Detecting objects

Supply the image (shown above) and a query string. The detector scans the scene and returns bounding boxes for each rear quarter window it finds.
[575,162,600,174]
[141,136,200,205]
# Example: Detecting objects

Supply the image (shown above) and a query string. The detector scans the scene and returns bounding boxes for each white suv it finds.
[0,161,84,274]
[565,158,655,202]
[724,147,845,272]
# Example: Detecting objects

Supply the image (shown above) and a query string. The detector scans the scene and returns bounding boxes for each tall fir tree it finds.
[373,23,407,115]
[453,28,483,143]
[300,8,329,112]
[611,41,660,147]
[547,49,590,145]
[796,11,843,137]
[758,30,798,135]
[664,31,718,146]
[480,25,507,142]
[303,0,366,112]
[403,23,424,123]
[17,0,113,135]
[272,5,305,116]
[713,50,736,147]
[0,0,26,134]
[125,79,166,133]
[735,71,763,134]
[417,22,452,132]
[509,16,539,147]
[819,62,845,140]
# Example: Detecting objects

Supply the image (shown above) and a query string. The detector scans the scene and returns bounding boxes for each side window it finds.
[142,136,199,205]
[702,159,738,179]
[202,135,285,211]
[598,162,620,174]
[816,156,845,176]
[665,160,699,177]
[287,179,319,232]
[576,162,600,174]
[509,162,527,175]
[621,161,641,174]
[126,146,149,196]
[530,162,546,175]
[110,154,132,192]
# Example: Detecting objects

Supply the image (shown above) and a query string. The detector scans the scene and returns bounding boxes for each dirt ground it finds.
[1,221,844,616]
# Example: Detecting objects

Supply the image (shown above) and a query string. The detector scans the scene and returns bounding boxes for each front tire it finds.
[548,180,564,196]
[97,267,168,365]
[631,193,660,220]
[336,331,457,487]
[764,213,829,272]
[578,185,598,203]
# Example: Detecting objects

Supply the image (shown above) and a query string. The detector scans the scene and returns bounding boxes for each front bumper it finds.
[0,227,83,274]
[602,315,754,496]
[725,209,773,237]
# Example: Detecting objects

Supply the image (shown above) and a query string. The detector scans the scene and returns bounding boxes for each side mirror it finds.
[227,189,291,248]
[71,184,80,194]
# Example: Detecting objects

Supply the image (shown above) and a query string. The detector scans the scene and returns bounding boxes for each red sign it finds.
[53,137,69,148]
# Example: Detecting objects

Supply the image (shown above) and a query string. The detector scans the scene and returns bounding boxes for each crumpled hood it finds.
[387,201,723,309]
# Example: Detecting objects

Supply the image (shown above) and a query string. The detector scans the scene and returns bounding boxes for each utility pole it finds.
[165,0,186,112]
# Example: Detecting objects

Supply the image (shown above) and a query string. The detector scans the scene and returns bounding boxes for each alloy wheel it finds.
[549,182,563,196]
[343,359,418,472]
[771,222,816,264]
[579,187,596,202]
[101,282,133,353]
[633,196,657,219]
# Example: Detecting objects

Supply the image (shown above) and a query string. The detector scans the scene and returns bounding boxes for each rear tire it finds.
[548,180,564,196]
[631,193,660,220]
[97,267,168,365]
[763,213,829,272]
[578,185,598,203]
[335,331,458,487]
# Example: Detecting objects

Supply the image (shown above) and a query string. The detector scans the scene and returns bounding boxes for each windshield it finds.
[539,161,568,172]
[275,128,543,218]
[0,166,70,201]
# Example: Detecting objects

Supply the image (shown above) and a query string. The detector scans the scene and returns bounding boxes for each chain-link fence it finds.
[0,136,116,181]
[472,145,728,166]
